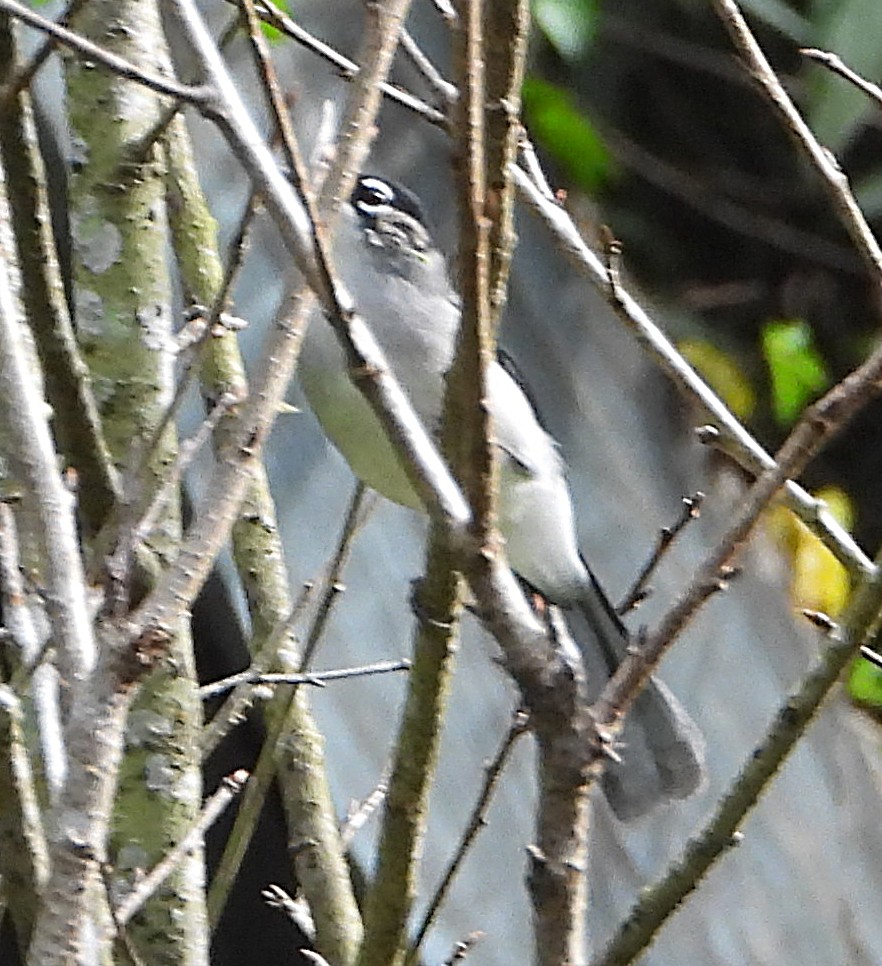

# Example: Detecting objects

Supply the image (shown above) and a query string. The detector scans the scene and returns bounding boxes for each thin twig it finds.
[206,482,372,932]
[340,768,391,849]
[592,552,882,966]
[482,0,530,327]
[0,0,207,104]
[399,25,457,103]
[238,0,314,212]
[617,493,704,616]
[593,342,882,774]
[0,0,92,110]
[114,770,248,926]
[801,47,882,113]
[712,0,882,281]
[130,392,240,552]
[200,659,411,700]
[199,581,315,758]
[300,483,375,670]
[238,0,449,129]
[517,131,555,201]
[409,711,529,961]
[511,162,874,581]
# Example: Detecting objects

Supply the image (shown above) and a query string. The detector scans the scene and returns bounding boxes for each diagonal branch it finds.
[511,163,874,581]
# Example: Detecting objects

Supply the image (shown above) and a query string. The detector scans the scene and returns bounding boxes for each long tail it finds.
[576,563,706,820]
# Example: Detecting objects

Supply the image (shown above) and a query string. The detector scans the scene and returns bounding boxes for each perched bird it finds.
[299,174,705,818]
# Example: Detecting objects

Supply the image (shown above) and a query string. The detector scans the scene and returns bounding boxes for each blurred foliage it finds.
[849,644,882,711]
[761,319,830,426]
[521,78,612,193]
[529,0,882,711]
[533,0,600,59]
[262,0,291,42]
[768,485,852,618]
[678,339,756,420]
[526,0,882,553]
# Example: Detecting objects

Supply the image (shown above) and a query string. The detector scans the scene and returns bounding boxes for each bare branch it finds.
[399,26,458,104]
[801,48,882,112]
[593,551,882,966]
[0,683,49,949]
[617,493,705,616]
[592,340,882,772]
[0,0,92,110]
[114,770,248,926]
[0,0,207,103]
[354,528,462,966]
[199,659,411,700]
[712,0,882,281]
[0,503,67,803]
[0,13,120,534]
[0,176,96,686]
[340,769,390,850]
[409,711,529,961]
[511,163,874,581]
[241,0,448,129]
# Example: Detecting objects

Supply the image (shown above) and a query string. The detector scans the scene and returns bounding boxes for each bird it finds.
[298,174,705,819]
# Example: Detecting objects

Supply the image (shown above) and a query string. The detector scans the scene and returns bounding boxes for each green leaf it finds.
[761,319,829,426]
[521,77,611,193]
[848,656,882,711]
[533,0,599,60]
[261,0,291,42]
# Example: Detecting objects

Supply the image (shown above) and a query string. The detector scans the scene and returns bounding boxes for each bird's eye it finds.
[354,176,395,212]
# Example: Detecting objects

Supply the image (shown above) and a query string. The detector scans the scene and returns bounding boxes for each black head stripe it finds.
[352,175,428,228]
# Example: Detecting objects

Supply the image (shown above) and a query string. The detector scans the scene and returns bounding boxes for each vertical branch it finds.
[355,534,462,966]
[26,630,141,966]
[482,0,530,328]
[0,680,49,953]
[27,2,207,962]
[355,6,467,965]
[452,4,590,963]
[0,12,120,536]
[0,503,67,806]
[448,0,495,532]
[0,157,96,692]
[166,103,367,961]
